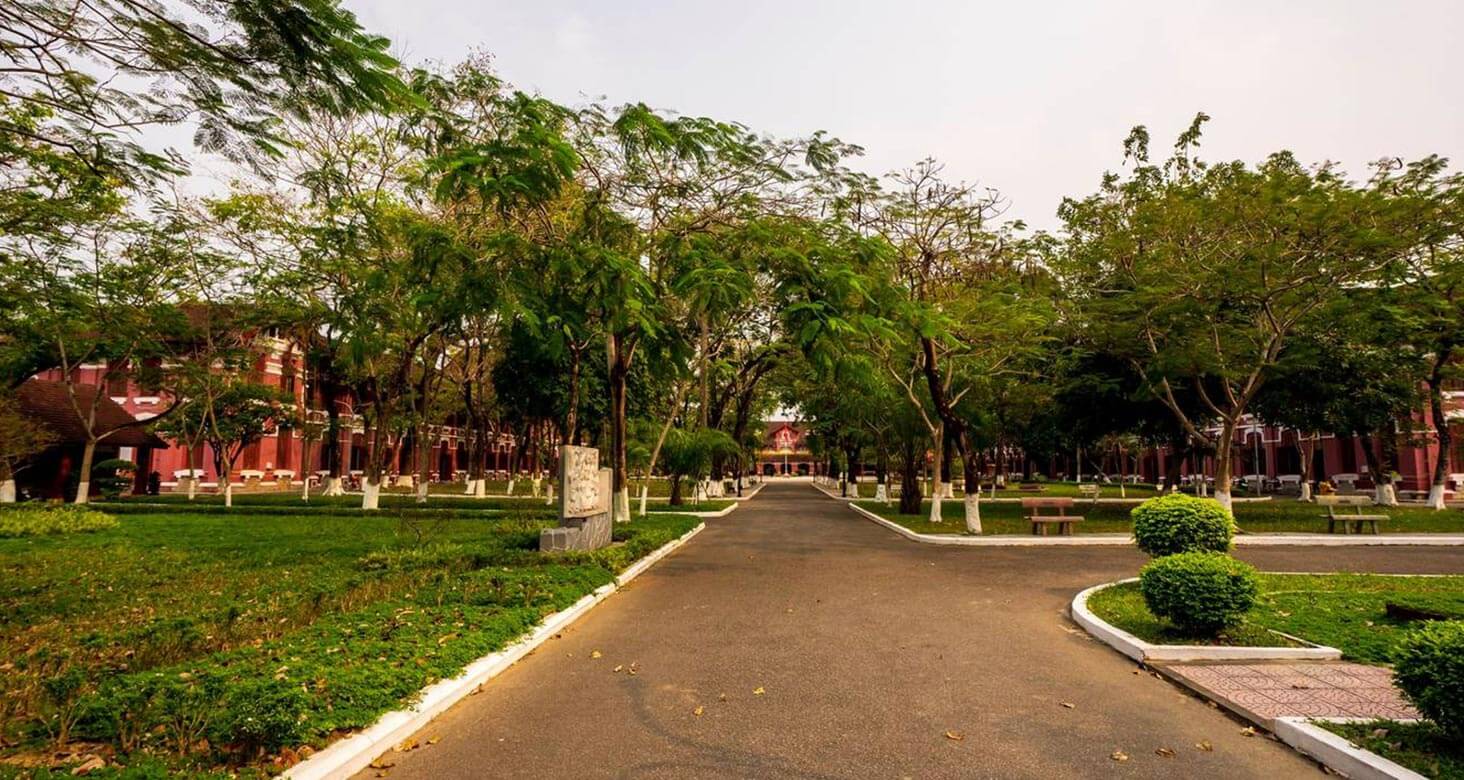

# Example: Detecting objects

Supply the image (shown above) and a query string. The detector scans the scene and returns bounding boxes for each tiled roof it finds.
[16,380,168,448]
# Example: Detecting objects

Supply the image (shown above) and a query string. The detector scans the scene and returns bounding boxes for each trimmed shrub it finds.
[0,505,118,538]
[1131,493,1234,557]
[1139,552,1259,635]
[1393,620,1464,740]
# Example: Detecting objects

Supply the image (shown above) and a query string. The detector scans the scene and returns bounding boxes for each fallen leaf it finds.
[369,759,396,769]
[395,738,418,752]
[718,692,728,702]
[1155,747,1176,758]
[1060,702,1075,709]
[613,665,624,673]
[753,687,765,695]
[1240,726,1257,738]
[1110,750,1129,762]
[427,736,441,745]
[693,706,705,717]
[1196,740,1213,752]
[590,650,602,659]
[944,730,965,741]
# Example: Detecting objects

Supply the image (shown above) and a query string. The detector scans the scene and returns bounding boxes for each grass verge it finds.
[855,499,1464,535]
[0,509,699,777]
[1086,574,1464,663]
[1319,720,1464,779]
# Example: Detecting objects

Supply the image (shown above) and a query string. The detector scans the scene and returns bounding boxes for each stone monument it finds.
[539,445,613,552]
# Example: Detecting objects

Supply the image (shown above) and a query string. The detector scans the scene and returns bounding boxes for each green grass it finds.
[856,498,1464,535]
[1321,720,1464,779]
[109,493,732,513]
[0,509,699,776]
[1086,574,1464,664]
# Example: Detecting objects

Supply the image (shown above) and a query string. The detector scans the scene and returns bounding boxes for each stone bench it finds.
[1318,495,1386,535]
[1021,497,1084,536]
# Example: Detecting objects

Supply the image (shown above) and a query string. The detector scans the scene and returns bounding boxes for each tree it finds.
[1060,115,1395,513]
[163,382,289,507]
[1374,157,1464,509]
[660,426,736,506]
[858,160,1054,532]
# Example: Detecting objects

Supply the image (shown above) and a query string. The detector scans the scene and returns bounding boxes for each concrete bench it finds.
[1022,497,1084,536]
[1317,495,1386,535]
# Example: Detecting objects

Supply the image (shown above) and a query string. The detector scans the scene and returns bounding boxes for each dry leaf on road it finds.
[1110,750,1129,762]
[1155,747,1175,758]
[944,730,965,741]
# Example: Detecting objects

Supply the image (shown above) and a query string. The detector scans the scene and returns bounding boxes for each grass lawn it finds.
[111,493,733,513]
[0,508,699,776]
[417,478,721,498]
[1320,720,1464,780]
[855,499,1464,536]
[1086,574,1464,664]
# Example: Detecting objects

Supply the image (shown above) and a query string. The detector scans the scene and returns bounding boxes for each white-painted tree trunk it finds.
[362,480,381,510]
[1375,483,1398,507]
[928,492,943,524]
[0,479,15,503]
[613,487,630,523]
[1426,484,1447,510]
[1214,488,1233,515]
[186,476,198,500]
[1299,482,1313,502]
[544,481,555,505]
[638,484,649,517]
[964,494,982,535]
[848,481,859,498]
[223,481,233,508]
[74,480,91,504]
[301,478,311,502]
[506,478,515,496]
[874,483,887,502]
[532,477,541,498]
[474,478,486,498]
[942,482,954,499]
[464,478,477,495]
[325,477,344,496]
[415,481,429,503]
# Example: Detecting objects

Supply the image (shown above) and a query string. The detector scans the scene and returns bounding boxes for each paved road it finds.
[364,482,1464,779]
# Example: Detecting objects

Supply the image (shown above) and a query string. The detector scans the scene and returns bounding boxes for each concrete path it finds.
[362,482,1464,779]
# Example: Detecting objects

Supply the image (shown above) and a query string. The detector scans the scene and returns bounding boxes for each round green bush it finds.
[1393,620,1464,740]
[1139,552,1259,635]
[1131,494,1235,557]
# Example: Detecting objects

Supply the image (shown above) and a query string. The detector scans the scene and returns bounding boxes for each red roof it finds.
[16,380,167,448]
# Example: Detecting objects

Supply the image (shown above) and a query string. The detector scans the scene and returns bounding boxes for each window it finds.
[280,364,297,395]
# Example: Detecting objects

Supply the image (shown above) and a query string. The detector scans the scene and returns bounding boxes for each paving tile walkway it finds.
[1163,662,1419,724]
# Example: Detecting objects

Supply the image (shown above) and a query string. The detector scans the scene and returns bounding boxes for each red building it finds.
[755,420,824,477]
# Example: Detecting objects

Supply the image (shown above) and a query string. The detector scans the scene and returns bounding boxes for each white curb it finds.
[284,522,706,780]
[1273,718,1427,780]
[1070,579,1342,663]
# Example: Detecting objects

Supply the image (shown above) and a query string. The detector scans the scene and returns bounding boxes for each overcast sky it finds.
[342,0,1461,229]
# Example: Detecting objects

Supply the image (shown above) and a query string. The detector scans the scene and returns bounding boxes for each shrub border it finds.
[1273,718,1427,780]
[1070,578,1342,662]
[283,521,706,780]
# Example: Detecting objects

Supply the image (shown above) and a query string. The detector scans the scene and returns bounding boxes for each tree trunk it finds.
[669,476,683,506]
[608,333,631,522]
[899,437,921,515]
[362,479,380,510]
[1427,361,1453,510]
[73,439,97,505]
[1213,423,1235,515]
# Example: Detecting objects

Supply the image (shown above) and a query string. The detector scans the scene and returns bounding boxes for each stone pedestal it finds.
[540,445,613,552]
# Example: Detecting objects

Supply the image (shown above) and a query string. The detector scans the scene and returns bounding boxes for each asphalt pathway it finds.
[362,481,1464,779]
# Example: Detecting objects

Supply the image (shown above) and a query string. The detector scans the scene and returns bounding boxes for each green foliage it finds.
[1130,494,1234,557]
[0,505,118,538]
[1139,552,1259,636]
[1394,620,1464,740]
[91,458,137,499]
[1,508,698,772]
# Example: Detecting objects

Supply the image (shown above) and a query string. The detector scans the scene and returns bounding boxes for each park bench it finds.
[1021,497,1084,536]
[1077,483,1100,503]
[1317,495,1386,535]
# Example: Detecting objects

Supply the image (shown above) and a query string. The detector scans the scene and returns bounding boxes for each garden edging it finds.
[1069,579,1342,662]
[283,521,706,780]
[1272,718,1427,780]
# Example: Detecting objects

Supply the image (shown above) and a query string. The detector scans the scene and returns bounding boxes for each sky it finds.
[340,0,1464,230]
